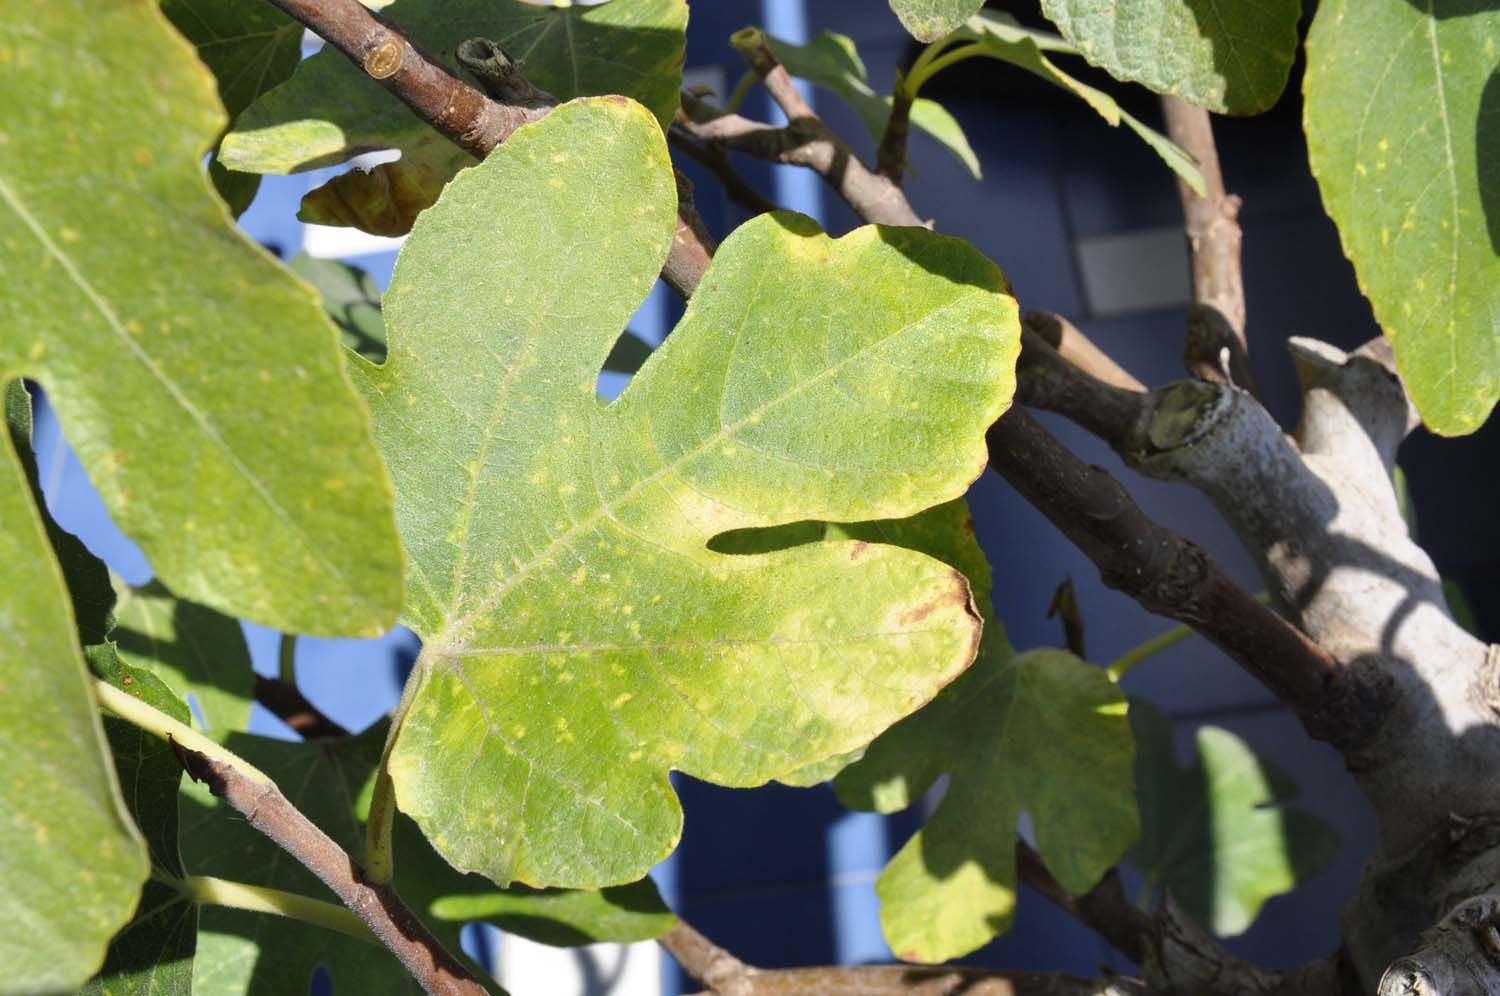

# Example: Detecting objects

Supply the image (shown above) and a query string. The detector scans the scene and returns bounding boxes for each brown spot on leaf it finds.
[848,541,869,561]
[899,570,970,625]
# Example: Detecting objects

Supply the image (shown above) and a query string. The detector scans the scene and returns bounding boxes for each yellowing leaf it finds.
[358,97,1019,888]
[0,0,404,636]
[1305,0,1500,434]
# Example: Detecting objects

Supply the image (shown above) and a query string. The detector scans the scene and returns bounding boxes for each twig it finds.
[173,743,488,996]
[877,74,915,183]
[1023,311,1146,393]
[1046,577,1087,658]
[678,93,922,227]
[254,674,349,739]
[730,28,816,122]
[668,125,779,216]
[260,0,715,299]
[1160,96,1256,396]
[662,918,1151,995]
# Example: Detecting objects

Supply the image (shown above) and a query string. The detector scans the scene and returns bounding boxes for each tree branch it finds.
[677,93,923,227]
[254,674,349,739]
[261,0,715,298]
[1160,97,1255,395]
[660,919,1152,996]
[668,125,779,216]
[985,407,1368,745]
[173,743,488,996]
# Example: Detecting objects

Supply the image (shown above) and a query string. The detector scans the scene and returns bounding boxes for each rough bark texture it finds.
[1027,334,1500,991]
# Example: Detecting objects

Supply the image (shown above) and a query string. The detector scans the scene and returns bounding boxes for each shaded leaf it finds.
[160,0,305,215]
[83,648,197,996]
[5,383,115,646]
[962,13,1203,194]
[0,0,404,636]
[113,580,256,740]
[767,32,982,179]
[358,97,1018,888]
[221,0,687,175]
[836,503,1135,962]
[428,881,673,948]
[889,0,985,42]
[299,145,475,238]
[1304,0,1500,435]
[287,254,388,363]
[1038,0,1299,114]
[180,728,433,996]
[0,383,146,995]
[1126,700,1338,936]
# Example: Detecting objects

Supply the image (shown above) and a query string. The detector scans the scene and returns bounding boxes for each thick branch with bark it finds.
[254,675,349,739]
[173,743,487,996]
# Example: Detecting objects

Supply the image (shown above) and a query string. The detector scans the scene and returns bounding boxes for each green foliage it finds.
[1039,0,1300,114]
[958,14,1204,194]
[1304,0,1500,435]
[179,728,436,996]
[0,386,146,996]
[159,0,303,214]
[221,0,687,174]
[0,0,404,637]
[358,96,1017,889]
[766,31,982,178]
[834,502,1135,963]
[287,254,389,363]
[83,651,198,996]
[888,0,985,42]
[1127,700,1339,936]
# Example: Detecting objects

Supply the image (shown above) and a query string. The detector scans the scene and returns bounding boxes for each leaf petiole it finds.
[161,872,377,944]
[93,678,272,784]
[278,632,298,686]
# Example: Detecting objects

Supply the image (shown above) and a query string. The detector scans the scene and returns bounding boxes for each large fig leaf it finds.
[835,510,1135,963]
[1127,700,1338,936]
[1039,0,1299,113]
[0,0,404,636]
[220,0,687,175]
[0,387,146,995]
[84,650,198,996]
[889,0,985,42]
[357,97,1018,888]
[1305,1,1500,435]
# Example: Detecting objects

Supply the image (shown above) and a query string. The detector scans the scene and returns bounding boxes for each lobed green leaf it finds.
[1127,700,1338,936]
[359,96,1018,889]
